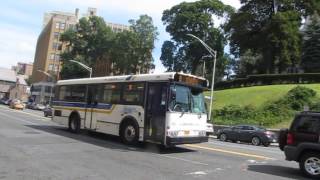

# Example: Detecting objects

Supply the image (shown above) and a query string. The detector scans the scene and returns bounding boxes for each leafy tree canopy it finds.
[226,0,320,75]
[59,15,158,79]
[161,0,234,82]
[301,13,320,72]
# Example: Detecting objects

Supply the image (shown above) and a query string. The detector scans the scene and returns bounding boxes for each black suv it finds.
[279,111,320,178]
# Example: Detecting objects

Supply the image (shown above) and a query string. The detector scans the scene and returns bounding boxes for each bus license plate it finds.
[184,131,190,135]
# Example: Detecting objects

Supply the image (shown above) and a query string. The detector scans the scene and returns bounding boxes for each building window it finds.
[50,53,55,60]
[53,32,59,40]
[60,23,65,30]
[58,44,62,51]
[55,22,60,29]
[48,64,54,71]
[53,64,59,72]
[54,54,60,61]
[52,42,59,50]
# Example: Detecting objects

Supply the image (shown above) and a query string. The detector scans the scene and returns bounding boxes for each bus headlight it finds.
[167,131,179,137]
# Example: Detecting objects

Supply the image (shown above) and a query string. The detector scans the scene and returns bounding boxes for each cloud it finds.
[0,7,39,26]
[0,23,38,68]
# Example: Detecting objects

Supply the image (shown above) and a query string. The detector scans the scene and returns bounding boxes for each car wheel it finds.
[120,121,139,145]
[299,152,320,178]
[44,112,48,117]
[219,133,227,142]
[251,136,261,146]
[68,115,80,133]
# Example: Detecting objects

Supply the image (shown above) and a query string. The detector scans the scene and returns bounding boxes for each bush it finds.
[213,86,318,127]
[216,73,320,90]
[283,86,316,110]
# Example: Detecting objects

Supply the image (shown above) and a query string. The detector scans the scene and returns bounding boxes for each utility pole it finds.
[187,34,217,122]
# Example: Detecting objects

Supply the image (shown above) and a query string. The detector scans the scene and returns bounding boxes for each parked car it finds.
[43,106,52,117]
[217,125,277,147]
[4,99,12,105]
[206,123,214,136]
[25,102,34,109]
[279,111,320,178]
[30,103,46,110]
[0,98,8,104]
[9,99,25,110]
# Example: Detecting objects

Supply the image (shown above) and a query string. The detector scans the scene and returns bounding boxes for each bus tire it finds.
[120,120,139,145]
[69,113,80,133]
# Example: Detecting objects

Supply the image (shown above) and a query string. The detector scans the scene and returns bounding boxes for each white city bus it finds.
[52,72,209,146]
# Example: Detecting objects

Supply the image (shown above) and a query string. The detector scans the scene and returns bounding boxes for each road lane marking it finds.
[0,106,50,122]
[159,154,209,166]
[0,111,39,125]
[185,144,274,160]
[207,141,282,154]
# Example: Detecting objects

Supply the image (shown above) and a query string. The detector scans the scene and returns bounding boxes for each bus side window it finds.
[122,83,144,105]
[58,86,71,101]
[102,84,121,104]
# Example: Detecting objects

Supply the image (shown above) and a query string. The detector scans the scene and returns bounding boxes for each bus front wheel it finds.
[120,121,139,145]
[69,114,80,133]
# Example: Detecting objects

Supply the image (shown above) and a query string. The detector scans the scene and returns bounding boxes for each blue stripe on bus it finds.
[52,101,113,110]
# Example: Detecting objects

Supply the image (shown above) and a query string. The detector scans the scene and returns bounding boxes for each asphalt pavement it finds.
[0,105,309,180]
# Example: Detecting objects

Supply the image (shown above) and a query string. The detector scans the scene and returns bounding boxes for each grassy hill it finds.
[206,84,320,128]
[210,84,320,110]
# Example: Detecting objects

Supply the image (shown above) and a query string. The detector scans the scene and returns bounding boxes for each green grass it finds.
[207,84,320,110]
[206,84,320,128]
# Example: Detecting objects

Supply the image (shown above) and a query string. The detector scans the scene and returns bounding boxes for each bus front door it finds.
[145,83,167,143]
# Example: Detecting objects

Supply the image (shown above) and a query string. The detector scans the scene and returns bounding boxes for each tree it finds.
[301,13,320,72]
[110,30,140,74]
[110,15,158,75]
[160,0,234,82]
[60,16,114,79]
[225,0,320,76]
[128,15,159,73]
[234,50,263,77]
[60,15,158,79]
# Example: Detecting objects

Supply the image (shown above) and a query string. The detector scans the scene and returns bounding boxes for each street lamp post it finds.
[69,60,92,78]
[37,70,54,106]
[187,34,217,122]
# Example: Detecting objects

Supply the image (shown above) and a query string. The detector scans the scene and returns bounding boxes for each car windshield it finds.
[169,84,206,114]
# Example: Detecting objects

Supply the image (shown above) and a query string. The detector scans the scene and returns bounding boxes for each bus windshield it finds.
[169,84,206,114]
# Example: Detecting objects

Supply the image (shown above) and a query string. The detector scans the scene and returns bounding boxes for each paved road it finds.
[0,105,309,180]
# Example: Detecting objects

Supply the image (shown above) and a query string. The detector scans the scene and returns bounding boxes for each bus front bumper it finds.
[166,136,208,145]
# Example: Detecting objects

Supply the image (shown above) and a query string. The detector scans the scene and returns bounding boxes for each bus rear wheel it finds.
[69,114,80,133]
[120,121,139,145]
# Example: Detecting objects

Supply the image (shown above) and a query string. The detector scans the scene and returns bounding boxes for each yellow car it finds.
[9,99,25,110]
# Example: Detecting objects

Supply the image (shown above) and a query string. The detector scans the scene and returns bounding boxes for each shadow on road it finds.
[247,164,309,180]
[25,125,195,154]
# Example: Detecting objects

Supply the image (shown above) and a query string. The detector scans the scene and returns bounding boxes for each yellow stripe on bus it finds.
[52,105,116,114]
